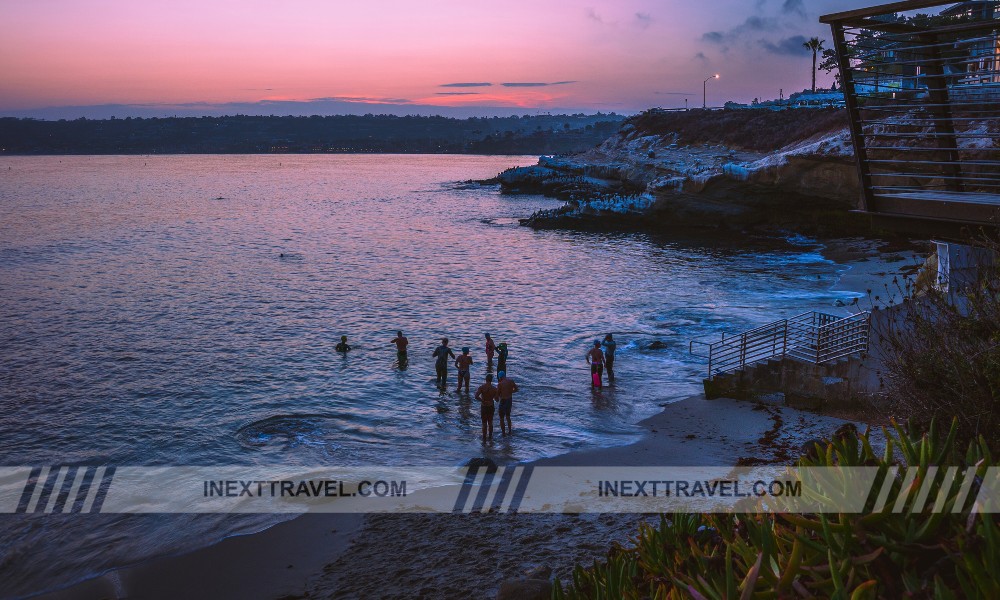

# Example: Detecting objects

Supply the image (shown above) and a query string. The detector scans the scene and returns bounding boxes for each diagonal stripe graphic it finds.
[452,466,480,513]
[16,467,42,514]
[25,467,52,513]
[71,467,97,514]
[462,470,488,514]
[471,468,498,513]
[498,467,524,513]
[81,467,106,513]
[44,467,70,514]
[933,467,958,514]
[53,467,81,514]
[952,467,977,514]
[480,467,507,513]
[893,468,918,513]
[910,466,938,514]
[507,465,534,513]
[91,466,116,513]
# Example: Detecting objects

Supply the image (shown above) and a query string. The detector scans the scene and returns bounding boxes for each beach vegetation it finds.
[554,419,999,599]
[873,242,1000,451]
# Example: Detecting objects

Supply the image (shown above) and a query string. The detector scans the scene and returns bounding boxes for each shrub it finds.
[873,242,1000,451]
[554,420,998,599]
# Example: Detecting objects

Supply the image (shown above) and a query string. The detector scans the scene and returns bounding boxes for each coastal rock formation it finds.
[504,108,997,234]
[504,111,860,233]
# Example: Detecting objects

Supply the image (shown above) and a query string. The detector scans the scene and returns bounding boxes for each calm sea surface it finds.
[0,155,857,595]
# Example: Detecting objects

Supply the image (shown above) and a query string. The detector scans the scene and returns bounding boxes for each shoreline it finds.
[38,394,875,600]
[30,238,917,600]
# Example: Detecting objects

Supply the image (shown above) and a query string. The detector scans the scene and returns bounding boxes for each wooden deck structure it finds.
[821,1,1000,236]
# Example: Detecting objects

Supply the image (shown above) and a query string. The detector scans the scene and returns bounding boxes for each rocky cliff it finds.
[496,108,861,234]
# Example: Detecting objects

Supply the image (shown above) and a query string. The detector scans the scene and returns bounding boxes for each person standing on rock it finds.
[602,333,617,382]
[432,338,456,388]
[586,340,605,387]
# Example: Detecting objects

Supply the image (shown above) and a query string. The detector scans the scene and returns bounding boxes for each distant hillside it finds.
[0,113,625,155]
[625,108,848,152]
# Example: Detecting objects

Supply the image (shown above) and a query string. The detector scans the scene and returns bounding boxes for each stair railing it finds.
[689,311,870,378]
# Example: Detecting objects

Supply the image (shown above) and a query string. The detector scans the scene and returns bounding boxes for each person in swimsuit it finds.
[602,333,617,382]
[496,373,519,435]
[335,335,352,353]
[475,373,498,441]
[586,340,604,387]
[432,338,456,388]
[496,342,509,373]
[455,347,473,393]
[390,331,408,356]
[485,333,496,365]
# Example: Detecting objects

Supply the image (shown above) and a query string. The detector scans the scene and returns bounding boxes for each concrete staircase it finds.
[703,354,874,409]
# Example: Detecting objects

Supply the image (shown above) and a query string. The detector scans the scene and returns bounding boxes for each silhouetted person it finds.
[455,347,473,393]
[586,341,604,387]
[475,374,498,441]
[432,338,456,387]
[602,333,617,382]
[336,335,352,353]
[485,333,496,364]
[496,373,519,435]
[390,331,408,356]
[496,342,509,373]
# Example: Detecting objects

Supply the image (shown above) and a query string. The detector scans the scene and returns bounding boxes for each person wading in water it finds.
[475,373,498,441]
[602,333,617,382]
[432,338,456,388]
[586,340,605,387]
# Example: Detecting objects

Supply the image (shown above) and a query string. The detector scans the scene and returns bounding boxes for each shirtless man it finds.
[586,340,604,387]
[390,331,408,356]
[432,338,456,388]
[474,374,498,441]
[454,347,473,393]
[335,335,352,353]
[496,373,519,435]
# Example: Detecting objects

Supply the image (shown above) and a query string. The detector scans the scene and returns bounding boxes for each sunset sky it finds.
[0,0,875,118]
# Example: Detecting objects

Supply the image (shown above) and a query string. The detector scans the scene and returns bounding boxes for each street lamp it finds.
[703,74,719,109]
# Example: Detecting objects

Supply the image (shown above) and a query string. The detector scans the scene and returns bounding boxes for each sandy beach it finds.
[39,394,888,600]
[31,238,918,600]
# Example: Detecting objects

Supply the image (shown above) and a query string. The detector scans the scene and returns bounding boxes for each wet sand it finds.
[40,395,875,600]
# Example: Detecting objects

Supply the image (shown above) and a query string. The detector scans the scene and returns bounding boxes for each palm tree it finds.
[803,37,825,93]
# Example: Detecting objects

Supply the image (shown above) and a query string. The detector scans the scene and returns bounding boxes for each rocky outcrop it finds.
[506,119,861,234]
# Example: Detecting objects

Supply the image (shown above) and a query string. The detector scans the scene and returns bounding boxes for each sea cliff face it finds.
[501,112,861,234]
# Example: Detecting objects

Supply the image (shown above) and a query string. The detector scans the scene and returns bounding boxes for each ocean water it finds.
[0,155,854,596]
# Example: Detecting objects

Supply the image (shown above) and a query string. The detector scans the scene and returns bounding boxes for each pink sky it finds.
[0,0,874,116]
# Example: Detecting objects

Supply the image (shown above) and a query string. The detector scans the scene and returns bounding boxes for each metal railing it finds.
[820,1,1000,226]
[689,311,871,378]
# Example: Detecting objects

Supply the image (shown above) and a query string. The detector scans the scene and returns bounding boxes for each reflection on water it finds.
[0,154,851,595]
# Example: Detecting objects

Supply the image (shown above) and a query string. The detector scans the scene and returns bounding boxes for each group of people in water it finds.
[335,330,619,442]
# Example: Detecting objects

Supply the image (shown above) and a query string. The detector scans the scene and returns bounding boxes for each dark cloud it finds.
[586,8,608,24]
[782,0,807,18]
[635,12,653,29]
[702,15,776,44]
[439,82,492,88]
[501,81,576,87]
[693,51,709,63]
[759,35,810,55]
[435,92,480,96]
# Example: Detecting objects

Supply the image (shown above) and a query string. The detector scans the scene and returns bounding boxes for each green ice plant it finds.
[553,419,998,599]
